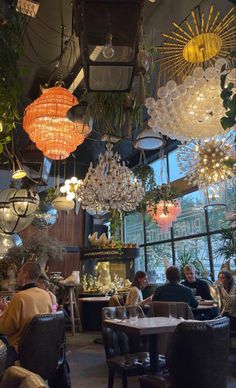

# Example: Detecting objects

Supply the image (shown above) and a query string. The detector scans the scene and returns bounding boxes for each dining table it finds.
[103,316,181,374]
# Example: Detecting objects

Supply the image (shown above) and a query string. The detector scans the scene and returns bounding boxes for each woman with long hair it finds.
[125,271,153,306]
[216,270,236,316]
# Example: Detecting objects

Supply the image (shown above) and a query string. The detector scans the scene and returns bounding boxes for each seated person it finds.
[222,293,236,330]
[0,262,52,368]
[181,264,212,300]
[216,270,236,313]
[125,271,153,306]
[36,273,58,312]
[153,266,198,308]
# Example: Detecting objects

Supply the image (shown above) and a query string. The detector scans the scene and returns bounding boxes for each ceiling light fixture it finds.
[12,155,27,180]
[134,127,164,150]
[23,85,91,160]
[78,143,145,213]
[157,5,235,81]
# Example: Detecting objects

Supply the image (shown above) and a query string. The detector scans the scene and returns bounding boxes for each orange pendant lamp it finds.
[23,86,91,160]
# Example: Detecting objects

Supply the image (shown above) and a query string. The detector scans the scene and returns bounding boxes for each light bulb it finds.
[102,33,114,59]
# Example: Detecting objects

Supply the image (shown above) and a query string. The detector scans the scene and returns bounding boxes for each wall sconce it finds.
[74,0,144,92]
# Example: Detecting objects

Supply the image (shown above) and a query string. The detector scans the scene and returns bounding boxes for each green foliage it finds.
[82,91,143,136]
[0,254,23,281]
[0,4,24,152]
[44,187,57,204]
[217,228,236,261]
[220,65,236,130]
[109,210,122,245]
[177,250,206,279]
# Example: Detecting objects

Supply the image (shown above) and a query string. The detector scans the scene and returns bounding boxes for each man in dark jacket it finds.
[181,264,212,300]
[153,266,198,308]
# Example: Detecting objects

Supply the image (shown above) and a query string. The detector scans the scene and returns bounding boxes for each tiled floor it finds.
[67,331,236,388]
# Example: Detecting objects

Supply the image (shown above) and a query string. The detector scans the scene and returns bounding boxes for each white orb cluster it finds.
[145,58,231,142]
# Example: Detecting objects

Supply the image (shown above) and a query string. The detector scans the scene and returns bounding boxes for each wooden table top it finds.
[104,316,181,336]
[78,297,110,302]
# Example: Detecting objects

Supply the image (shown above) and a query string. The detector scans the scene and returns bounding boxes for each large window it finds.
[124,148,235,282]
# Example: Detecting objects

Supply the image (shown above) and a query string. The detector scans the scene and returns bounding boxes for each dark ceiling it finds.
[1,0,231,187]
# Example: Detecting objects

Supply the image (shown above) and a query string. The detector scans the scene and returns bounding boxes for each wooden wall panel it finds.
[19,208,85,277]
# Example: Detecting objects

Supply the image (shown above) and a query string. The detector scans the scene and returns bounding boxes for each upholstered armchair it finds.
[18,312,65,381]
[101,306,150,388]
[139,316,230,388]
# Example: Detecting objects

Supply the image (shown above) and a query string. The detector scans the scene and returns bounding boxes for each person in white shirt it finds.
[125,271,153,306]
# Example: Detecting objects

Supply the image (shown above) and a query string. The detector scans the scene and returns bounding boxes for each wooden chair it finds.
[101,306,150,388]
[139,317,230,388]
[148,301,193,355]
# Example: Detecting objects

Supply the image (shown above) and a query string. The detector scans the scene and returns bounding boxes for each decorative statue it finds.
[96,261,112,291]
[0,263,17,291]
[88,232,114,248]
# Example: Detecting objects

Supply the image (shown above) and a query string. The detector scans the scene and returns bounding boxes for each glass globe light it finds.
[0,189,33,234]
[8,189,39,217]
[0,232,22,259]
[157,86,168,99]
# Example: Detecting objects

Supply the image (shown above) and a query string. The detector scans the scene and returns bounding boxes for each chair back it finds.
[101,305,146,358]
[0,339,7,374]
[108,295,124,307]
[0,366,47,388]
[149,301,194,319]
[166,316,230,388]
[18,312,65,380]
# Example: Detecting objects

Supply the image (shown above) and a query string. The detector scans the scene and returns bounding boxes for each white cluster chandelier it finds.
[79,143,145,213]
[145,58,231,142]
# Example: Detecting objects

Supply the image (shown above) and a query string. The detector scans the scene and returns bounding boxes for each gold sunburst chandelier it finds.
[157,5,236,81]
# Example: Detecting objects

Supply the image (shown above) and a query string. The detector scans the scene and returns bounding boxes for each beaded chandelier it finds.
[145,58,231,142]
[79,143,145,213]
[23,86,91,160]
[147,200,181,232]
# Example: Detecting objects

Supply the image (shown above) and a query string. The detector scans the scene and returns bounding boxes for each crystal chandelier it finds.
[23,86,91,160]
[78,143,145,212]
[145,58,231,142]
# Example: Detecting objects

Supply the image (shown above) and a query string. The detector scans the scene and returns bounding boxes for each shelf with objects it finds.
[79,232,140,330]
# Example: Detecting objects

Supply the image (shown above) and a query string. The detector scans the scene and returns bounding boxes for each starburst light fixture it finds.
[78,143,145,213]
[145,58,232,141]
[177,134,235,206]
[177,134,235,188]
[157,5,236,81]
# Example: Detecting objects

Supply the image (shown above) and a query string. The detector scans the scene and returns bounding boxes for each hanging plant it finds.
[133,164,156,212]
[0,3,25,152]
[82,91,143,137]
[220,52,236,131]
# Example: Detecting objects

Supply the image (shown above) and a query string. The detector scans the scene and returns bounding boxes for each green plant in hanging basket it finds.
[145,183,178,214]
[133,164,156,212]
[82,91,143,138]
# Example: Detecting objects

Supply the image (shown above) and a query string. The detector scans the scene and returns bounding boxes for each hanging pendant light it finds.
[134,128,164,150]
[23,86,91,160]
[8,189,40,217]
[0,189,33,234]
[12,155,27,180]
[147,200,181,232]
